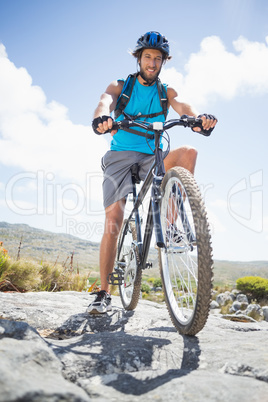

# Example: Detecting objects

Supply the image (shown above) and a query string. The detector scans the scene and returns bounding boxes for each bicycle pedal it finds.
[107,271,124,285]
[144,262,153,269]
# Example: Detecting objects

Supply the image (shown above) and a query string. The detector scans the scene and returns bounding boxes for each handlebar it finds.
[112,114,211,136]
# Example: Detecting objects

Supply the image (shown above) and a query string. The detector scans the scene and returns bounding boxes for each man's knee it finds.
[175,146,198,168]
[179,145,198,159]
[180,146,197,173]
[164,146,198,172]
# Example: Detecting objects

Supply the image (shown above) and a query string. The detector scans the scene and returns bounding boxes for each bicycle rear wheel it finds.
[159,167,213,335]
[117,219,142,310]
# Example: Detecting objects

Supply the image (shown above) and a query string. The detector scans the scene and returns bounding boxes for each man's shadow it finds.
[106,328,200,396]
[46,307,201,397]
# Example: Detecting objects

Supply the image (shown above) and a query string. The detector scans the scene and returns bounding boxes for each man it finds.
[88,31,217,314]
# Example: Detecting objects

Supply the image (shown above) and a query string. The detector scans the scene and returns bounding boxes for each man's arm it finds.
[167,87,217,132]
[93,80,123,135]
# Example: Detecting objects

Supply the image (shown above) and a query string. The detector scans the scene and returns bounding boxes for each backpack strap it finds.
[114,73,137,120]
[119,126,155,140]
[157,79,168,119]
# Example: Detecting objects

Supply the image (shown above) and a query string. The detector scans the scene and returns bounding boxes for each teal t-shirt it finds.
[111,78,168,154]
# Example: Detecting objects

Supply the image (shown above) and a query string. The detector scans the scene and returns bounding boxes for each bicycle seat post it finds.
[130,163,141,204]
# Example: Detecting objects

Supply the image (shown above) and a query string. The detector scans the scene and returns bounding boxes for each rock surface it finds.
[0,291,268,402]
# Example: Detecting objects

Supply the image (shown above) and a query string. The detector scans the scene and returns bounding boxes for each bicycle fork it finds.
[151,175,166,249]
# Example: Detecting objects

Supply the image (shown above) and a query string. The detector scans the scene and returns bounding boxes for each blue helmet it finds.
[134,31,170,57]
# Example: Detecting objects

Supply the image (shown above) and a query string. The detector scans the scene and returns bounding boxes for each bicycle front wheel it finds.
[159,167,213,335]
[117,219,142,310]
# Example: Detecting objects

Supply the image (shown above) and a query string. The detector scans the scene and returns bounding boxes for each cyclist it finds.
[88,31,217,314]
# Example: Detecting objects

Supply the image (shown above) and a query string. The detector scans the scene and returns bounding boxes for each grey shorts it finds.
[101,150,154,209]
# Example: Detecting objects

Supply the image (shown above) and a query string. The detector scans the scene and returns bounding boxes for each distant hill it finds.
[0,222,99,273]
[0,222,267,285]
[212,259,268,287]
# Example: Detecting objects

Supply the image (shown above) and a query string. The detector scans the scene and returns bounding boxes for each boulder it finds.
[262,306,268,322]
[236,294,249,304]
[0,319,90,401]
[210,300,219,309]
[245,304,264,320]
[230,300,242,312]
[231,289,240,297]
[216,292,233,306]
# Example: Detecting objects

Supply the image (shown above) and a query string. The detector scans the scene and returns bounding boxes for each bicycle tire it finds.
[118,219,142,310]
[159,167,213,335]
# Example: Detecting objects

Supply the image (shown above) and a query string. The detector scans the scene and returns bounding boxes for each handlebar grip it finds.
[181,115,213,136]
[111,119,131,132]
[192,119,213,136]
[192,118,203,130]
[111,121,120,131]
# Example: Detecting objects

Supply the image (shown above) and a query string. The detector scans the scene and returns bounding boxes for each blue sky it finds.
[0,0,268,262]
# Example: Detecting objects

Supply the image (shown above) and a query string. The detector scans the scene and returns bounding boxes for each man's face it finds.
[139,49,163,85]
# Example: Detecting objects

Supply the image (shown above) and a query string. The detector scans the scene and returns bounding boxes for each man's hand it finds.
[92,116,118,136]
[192,114,217,136]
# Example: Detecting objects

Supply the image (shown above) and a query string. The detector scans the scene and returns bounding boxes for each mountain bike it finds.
[108,115,214,336]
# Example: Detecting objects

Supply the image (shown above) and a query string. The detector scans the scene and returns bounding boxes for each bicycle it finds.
[107,114,214,336]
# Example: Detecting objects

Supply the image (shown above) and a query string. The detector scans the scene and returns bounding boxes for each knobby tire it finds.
[118,219,142,310]
[159,167,213,335]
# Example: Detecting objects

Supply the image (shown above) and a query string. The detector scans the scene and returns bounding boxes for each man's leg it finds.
[99,198,126,292]
[164,146,197,174]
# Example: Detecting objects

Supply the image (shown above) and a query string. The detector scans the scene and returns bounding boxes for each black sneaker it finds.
[87,290,112,314]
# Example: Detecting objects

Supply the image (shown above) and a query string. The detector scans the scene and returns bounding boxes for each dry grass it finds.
[0,244,89,293]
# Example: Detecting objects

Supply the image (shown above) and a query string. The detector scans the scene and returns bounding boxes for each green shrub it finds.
[142,292,165,303]
[153,278,162,288]
[236,276,268,302]
[141,282,151,294]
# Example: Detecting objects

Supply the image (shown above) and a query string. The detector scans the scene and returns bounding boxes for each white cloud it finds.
[161,35,268,109]
[0,43,109,187]
[0,43,109,236]
[206,207,227,234]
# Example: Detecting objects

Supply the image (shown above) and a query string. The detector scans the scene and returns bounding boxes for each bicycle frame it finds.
[115,115,207,271]
[118,130,166,270]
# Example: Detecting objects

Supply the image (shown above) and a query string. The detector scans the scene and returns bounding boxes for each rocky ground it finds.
[0,291,268,401]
